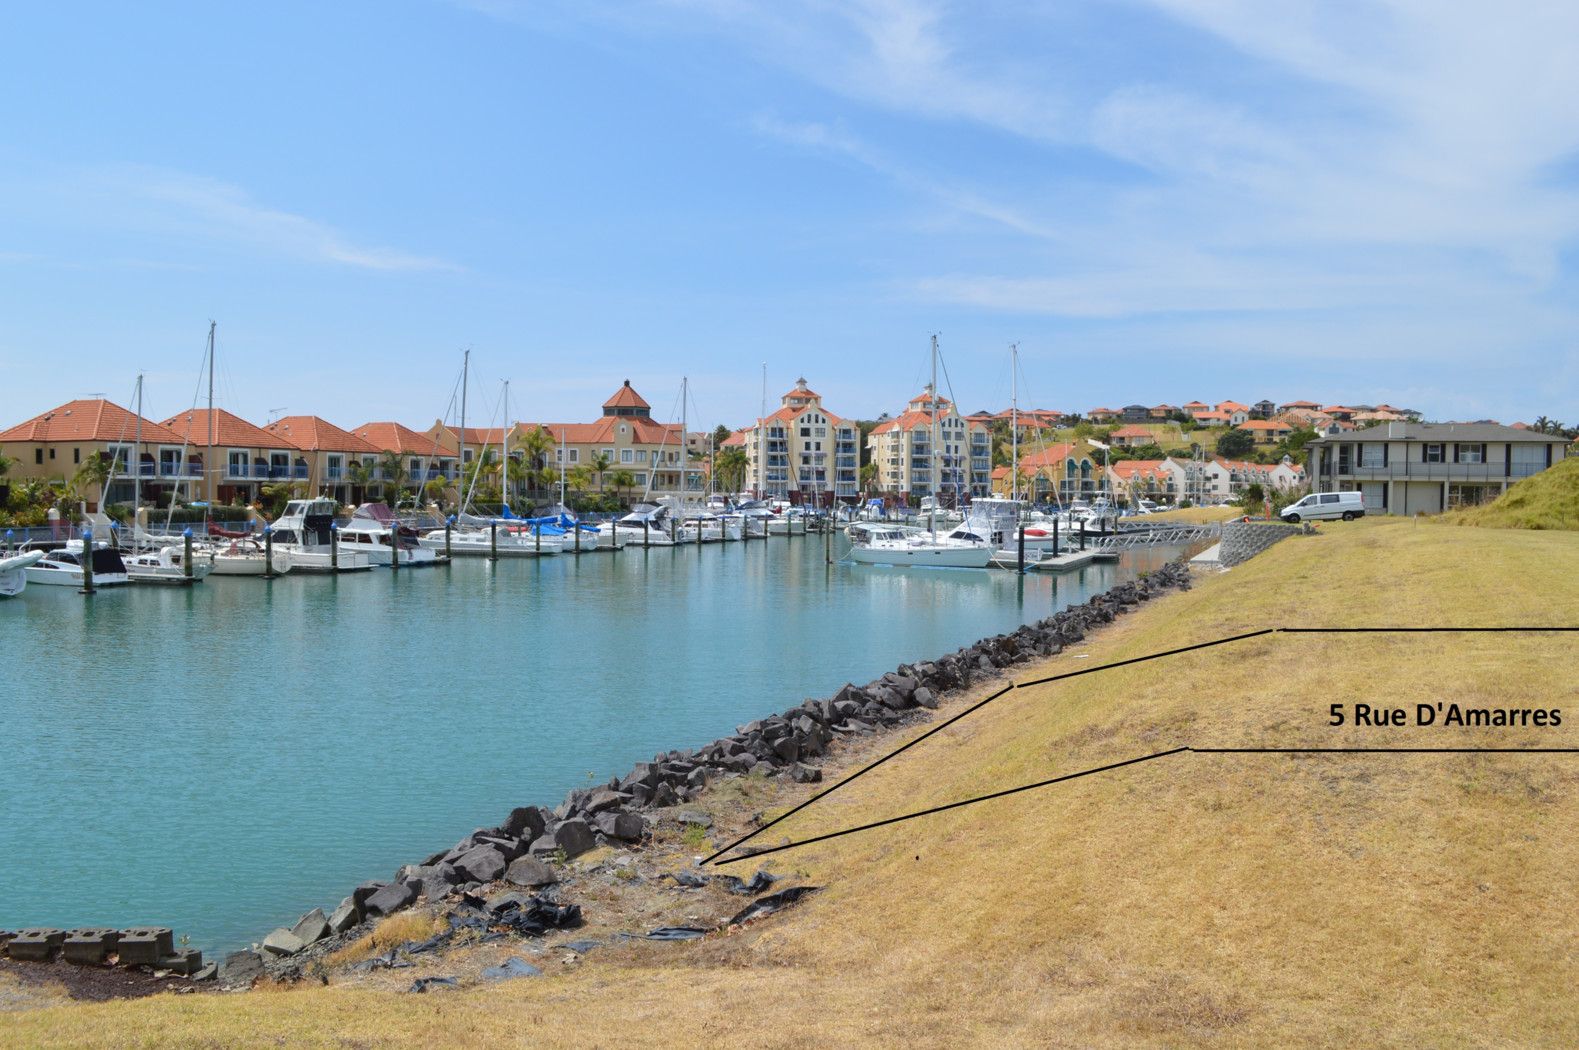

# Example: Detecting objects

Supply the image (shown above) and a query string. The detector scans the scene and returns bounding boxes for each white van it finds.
[1281,491,1365,523]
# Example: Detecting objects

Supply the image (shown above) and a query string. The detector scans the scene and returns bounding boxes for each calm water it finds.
[1,537,1179,951]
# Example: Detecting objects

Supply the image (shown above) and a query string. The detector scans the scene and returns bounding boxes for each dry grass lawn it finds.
[11,519,1579,1048]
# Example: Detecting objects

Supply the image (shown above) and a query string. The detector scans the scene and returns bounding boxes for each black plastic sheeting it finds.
[727,886,820,927]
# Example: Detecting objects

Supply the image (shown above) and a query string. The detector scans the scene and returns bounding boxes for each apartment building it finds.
[161,407,303,505]
[351,422,460,497]
[1306,421,1568,514]
[991,441,1100,504]
[740,378,858,505]
[0,398,197,511]
[1107,459,1176,502]
[868,386,991,505]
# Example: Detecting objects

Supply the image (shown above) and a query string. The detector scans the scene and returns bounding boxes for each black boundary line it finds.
[705,624,1576,865]
[700,629,1275,865]
[714,745,1579,865]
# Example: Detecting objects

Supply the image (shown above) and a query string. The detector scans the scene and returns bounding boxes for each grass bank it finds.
[11,519,1579,1047]
[1441,456,1579,531]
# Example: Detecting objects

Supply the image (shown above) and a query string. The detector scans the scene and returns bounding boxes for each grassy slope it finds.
[1442,455,1579,530]
[13,521,1579,1048]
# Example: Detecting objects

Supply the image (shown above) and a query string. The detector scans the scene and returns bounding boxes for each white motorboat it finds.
[947,498,1065,556]
[614,503,677,546]
[200,537,294,576]
[418,520,564,556]
[767,508,808,535]
[267,499,374,573]
[21,543,130,587]
[1,550,45,597]
[847,525,993,568]
[339,504,443,567]
[124,543,215,584]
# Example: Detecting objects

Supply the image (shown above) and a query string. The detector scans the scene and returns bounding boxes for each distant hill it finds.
[1444,455,1579,530]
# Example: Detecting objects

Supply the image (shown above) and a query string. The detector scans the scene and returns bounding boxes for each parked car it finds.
[1281,491,1365,523]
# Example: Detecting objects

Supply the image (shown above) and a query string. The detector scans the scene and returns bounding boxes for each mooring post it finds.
[331,521,339,572]
[643,519,649,547]
[1052,518,1060,557]
[79,525,94,595]
[1079,519,1086,551]
[183,527,194,581]
[263,525,275,579]
[444,515,453,559]
[490,520,498,562]
[535,521,541,555]
[1017,521,1026,573]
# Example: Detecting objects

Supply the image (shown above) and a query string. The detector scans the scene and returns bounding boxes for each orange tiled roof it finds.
[603,380,650,410]
[1216,401,1249,412]
[263,415,379,454]
[2,398,186,445]
[1237,419,1290,431]
[1111,424,1154,438]
[352,422,452,457]
[161,408,288,449]
[1193,410,1231,422]
[1110,459,1169,479]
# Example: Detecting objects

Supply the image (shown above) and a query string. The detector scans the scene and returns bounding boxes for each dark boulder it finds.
[504,855,559,888]
[364,880,419,917]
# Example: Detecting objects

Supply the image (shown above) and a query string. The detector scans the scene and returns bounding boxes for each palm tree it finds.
[0,451,12,480]
[589,452,613,494]
[72,452,116,511]
[715,446,748,494]
[376,452,406,501]
[859,461,878,495]
[567,464,594,496]
[518,427,555,501]
[260,480,301,518]
[608,468,636,507]
[346,459,372,504]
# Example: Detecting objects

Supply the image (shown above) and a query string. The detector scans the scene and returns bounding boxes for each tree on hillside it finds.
[1216,429,1256,459]
[711,423,731,450]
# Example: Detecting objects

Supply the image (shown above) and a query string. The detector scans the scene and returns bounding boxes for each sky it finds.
[2,0,1576,432]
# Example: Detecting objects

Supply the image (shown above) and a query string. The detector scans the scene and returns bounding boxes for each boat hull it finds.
[848,545,992,568]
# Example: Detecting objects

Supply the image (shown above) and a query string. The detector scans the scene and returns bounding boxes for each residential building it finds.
[1120,404,1151,423]
[1087,407,1119,423]
[1269,455,1307,491]
[1148,404,1178,420]
[1107,459,1176,502]
[1192,410,1232,426]
[1236,419,1293,446]
[261,415,380,504]
[869,385,991,504]
[1109,424,1156,448]
[1306,421,1569,514]
[1251,399,1277,419]
[350,422,459,498]
[1215,401,1251,425]
[0,398,196,511]
[1322,405,1359,421]
[1182,401,1210,419]
[1278,399,1322,414]
[994,440,1100,503]
[160,408,301,505]
[739,377,858,504]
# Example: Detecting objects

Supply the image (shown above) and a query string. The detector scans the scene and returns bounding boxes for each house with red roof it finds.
[1236,419,1294,446]
[261,415,379,502]
[1107,459,1176,501]
[1086,407,1120,423]
[1214,401,1251,425]
[869,385,991,504]
[161,407,302,505]
[1182,401,1210,419]
[991,440,1101,504]
[351,422,460,500]
[1109,424,1158,448]
[1,397,201,511]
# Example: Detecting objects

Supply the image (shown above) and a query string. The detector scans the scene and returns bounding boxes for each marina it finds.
[0,534,1186,953]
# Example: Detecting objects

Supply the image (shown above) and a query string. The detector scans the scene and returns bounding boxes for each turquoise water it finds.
[0,538,1179,952]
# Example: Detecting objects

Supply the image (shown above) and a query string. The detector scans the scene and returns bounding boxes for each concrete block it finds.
[156,949,204,975]
[62,928,120,965]
[117,928,175,967]
[9,929,66,962]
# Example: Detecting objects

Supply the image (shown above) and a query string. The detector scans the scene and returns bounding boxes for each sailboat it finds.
[849,337,992,569]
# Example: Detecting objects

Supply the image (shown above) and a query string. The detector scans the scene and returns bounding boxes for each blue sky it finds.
[2,1,1576,431]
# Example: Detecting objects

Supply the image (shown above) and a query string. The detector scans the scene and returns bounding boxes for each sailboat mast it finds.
[459,350,469,503]
[930,335,939,538]
[1010,342,1019,504]
[500,380,509,512]
[133,373,143,521]
[680,376,688,502]
[206,321,216,505]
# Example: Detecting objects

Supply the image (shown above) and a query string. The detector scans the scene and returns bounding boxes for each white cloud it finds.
[16,164,459,273]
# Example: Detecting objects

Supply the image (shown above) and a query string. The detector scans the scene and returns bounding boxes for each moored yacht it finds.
[341,503,442,566]
[124,543,215,584]
[20,543,130,587]
[614,503,677,546]
[200,536,295,576]
[268,499,373,573]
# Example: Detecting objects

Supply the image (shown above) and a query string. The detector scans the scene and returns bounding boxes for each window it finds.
[621,449,633,464]
[48,448,55,460]
[636,449,647,462]
[568,449,578,464]
[35,448,43,464]
[1423,443,1444,463]
[1319,493,1341,505]
[229,451,248,476]
[800,426,811,438]
[1358,444,1384,468]
[601,448,614,461]
[1456,443,1484,464]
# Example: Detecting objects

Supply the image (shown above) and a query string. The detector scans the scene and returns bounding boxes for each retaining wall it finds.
[1219,521,1308,567]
